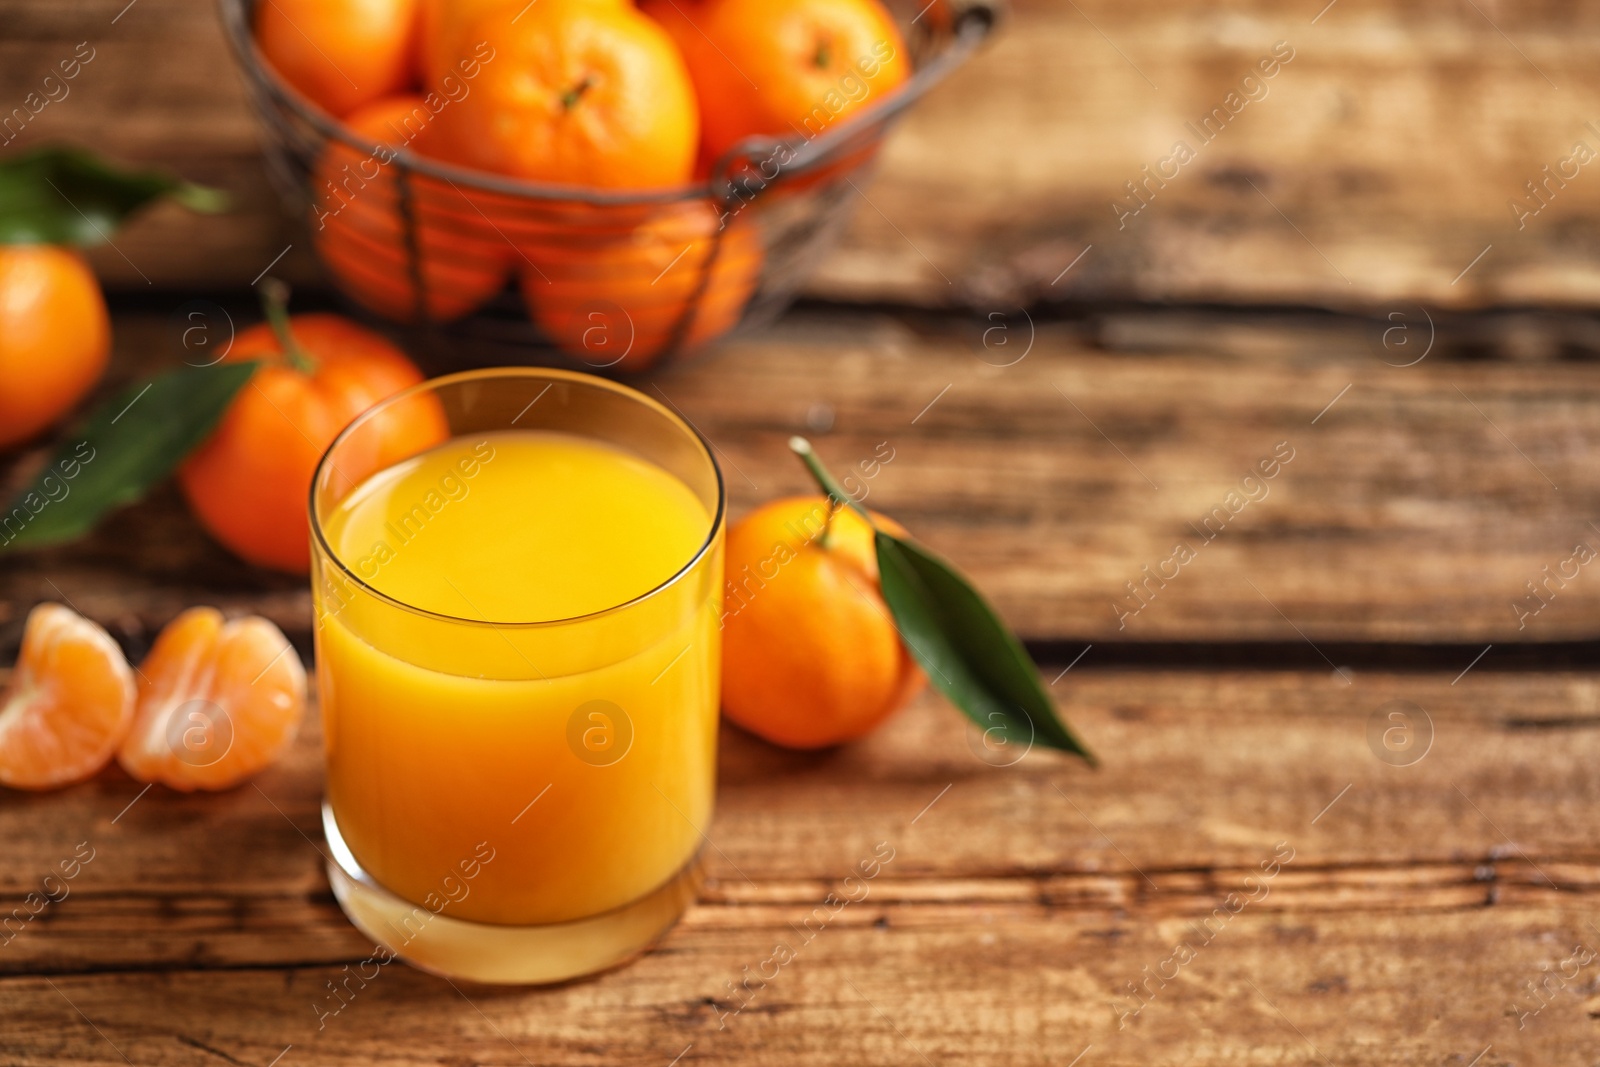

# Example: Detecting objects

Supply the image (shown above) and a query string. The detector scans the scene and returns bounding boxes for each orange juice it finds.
[314,429,720,927]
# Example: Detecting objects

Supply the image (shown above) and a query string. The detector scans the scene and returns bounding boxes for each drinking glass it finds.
[309,368,724,984]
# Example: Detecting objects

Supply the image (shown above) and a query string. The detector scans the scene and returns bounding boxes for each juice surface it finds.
[325,430,710,622]
[315,431,721,926]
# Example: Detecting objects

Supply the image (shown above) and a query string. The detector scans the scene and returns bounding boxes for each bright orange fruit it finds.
[177,297,448,574]
[417,0,632,90]
[0,603,135,790]
[720,496,922,749]
[118,608,307,792]
[254,0,421,118]
[417,0,507,89]
[313,94,512,323]
[428,0,699,189]
[520,201,761,369]
[0,245,111,451]
[656,0,910,163]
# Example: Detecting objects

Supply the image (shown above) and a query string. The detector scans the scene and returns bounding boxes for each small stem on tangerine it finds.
[259,277,317,375]
[788,436,872,529]
[817,496,841,548]
[560,75,595,111]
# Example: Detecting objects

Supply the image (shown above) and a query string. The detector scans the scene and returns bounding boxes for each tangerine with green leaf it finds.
[720,494,923,748]
[0,149,223,451]
[177,282,447,574]
[778,437,1097,765]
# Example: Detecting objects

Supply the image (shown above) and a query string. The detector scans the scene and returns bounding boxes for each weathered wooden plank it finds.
[4,308,1599,644]
[5,0,1600,307]
[2,905,1595,1064]
[5,863,1595,979]
[2,669,1596,976]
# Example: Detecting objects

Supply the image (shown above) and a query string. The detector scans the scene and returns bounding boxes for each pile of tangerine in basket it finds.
[255,0,911,367]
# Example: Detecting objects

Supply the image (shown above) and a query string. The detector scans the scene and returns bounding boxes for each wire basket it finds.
[217,0,997,374]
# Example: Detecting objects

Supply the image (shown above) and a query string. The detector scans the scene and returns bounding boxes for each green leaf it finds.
[875,531,1097,766]
[0,146,228,247]
[0,362,259,549]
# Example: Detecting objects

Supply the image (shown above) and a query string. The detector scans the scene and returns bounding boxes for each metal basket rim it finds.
[216,0,997,207]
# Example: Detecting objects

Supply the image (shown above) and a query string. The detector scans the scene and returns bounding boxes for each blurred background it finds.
[12,0,1600,311]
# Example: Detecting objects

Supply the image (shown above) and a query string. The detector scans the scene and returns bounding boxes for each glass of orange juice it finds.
[309,368,724,984]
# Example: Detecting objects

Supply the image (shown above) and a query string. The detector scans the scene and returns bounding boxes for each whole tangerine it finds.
[0,245,110,451]
[519,201,761,370]
[254,0,421,118]
[177,284,447,574]
[655,0,910,163]
[720,495,923,749]
[417,0,507,89]
[313,95,512,323]
[428,0,699,189]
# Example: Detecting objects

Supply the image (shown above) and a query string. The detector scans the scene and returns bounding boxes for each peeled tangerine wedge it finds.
[117,607,307,792]
[0,604,137,790]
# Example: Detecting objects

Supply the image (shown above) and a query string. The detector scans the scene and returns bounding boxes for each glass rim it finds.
[308,366,727,630]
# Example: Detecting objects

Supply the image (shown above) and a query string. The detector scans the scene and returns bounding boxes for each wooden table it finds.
[2,303,1596,1065]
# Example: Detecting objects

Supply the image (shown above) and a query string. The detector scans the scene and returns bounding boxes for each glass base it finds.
[321,802,704,985]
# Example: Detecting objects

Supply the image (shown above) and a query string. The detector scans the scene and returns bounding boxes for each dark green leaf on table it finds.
[0,362,259,549]
[875,531,1097,765]
[0,146,228,247]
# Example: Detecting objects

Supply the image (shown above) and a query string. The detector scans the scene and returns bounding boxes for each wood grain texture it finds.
[7,907,1599,1066]
[1,295,1596,1062]
[4,308,1599,647]
[5,0,1600,307]
[2,671,1597,1063]
[5,669,1596,913]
